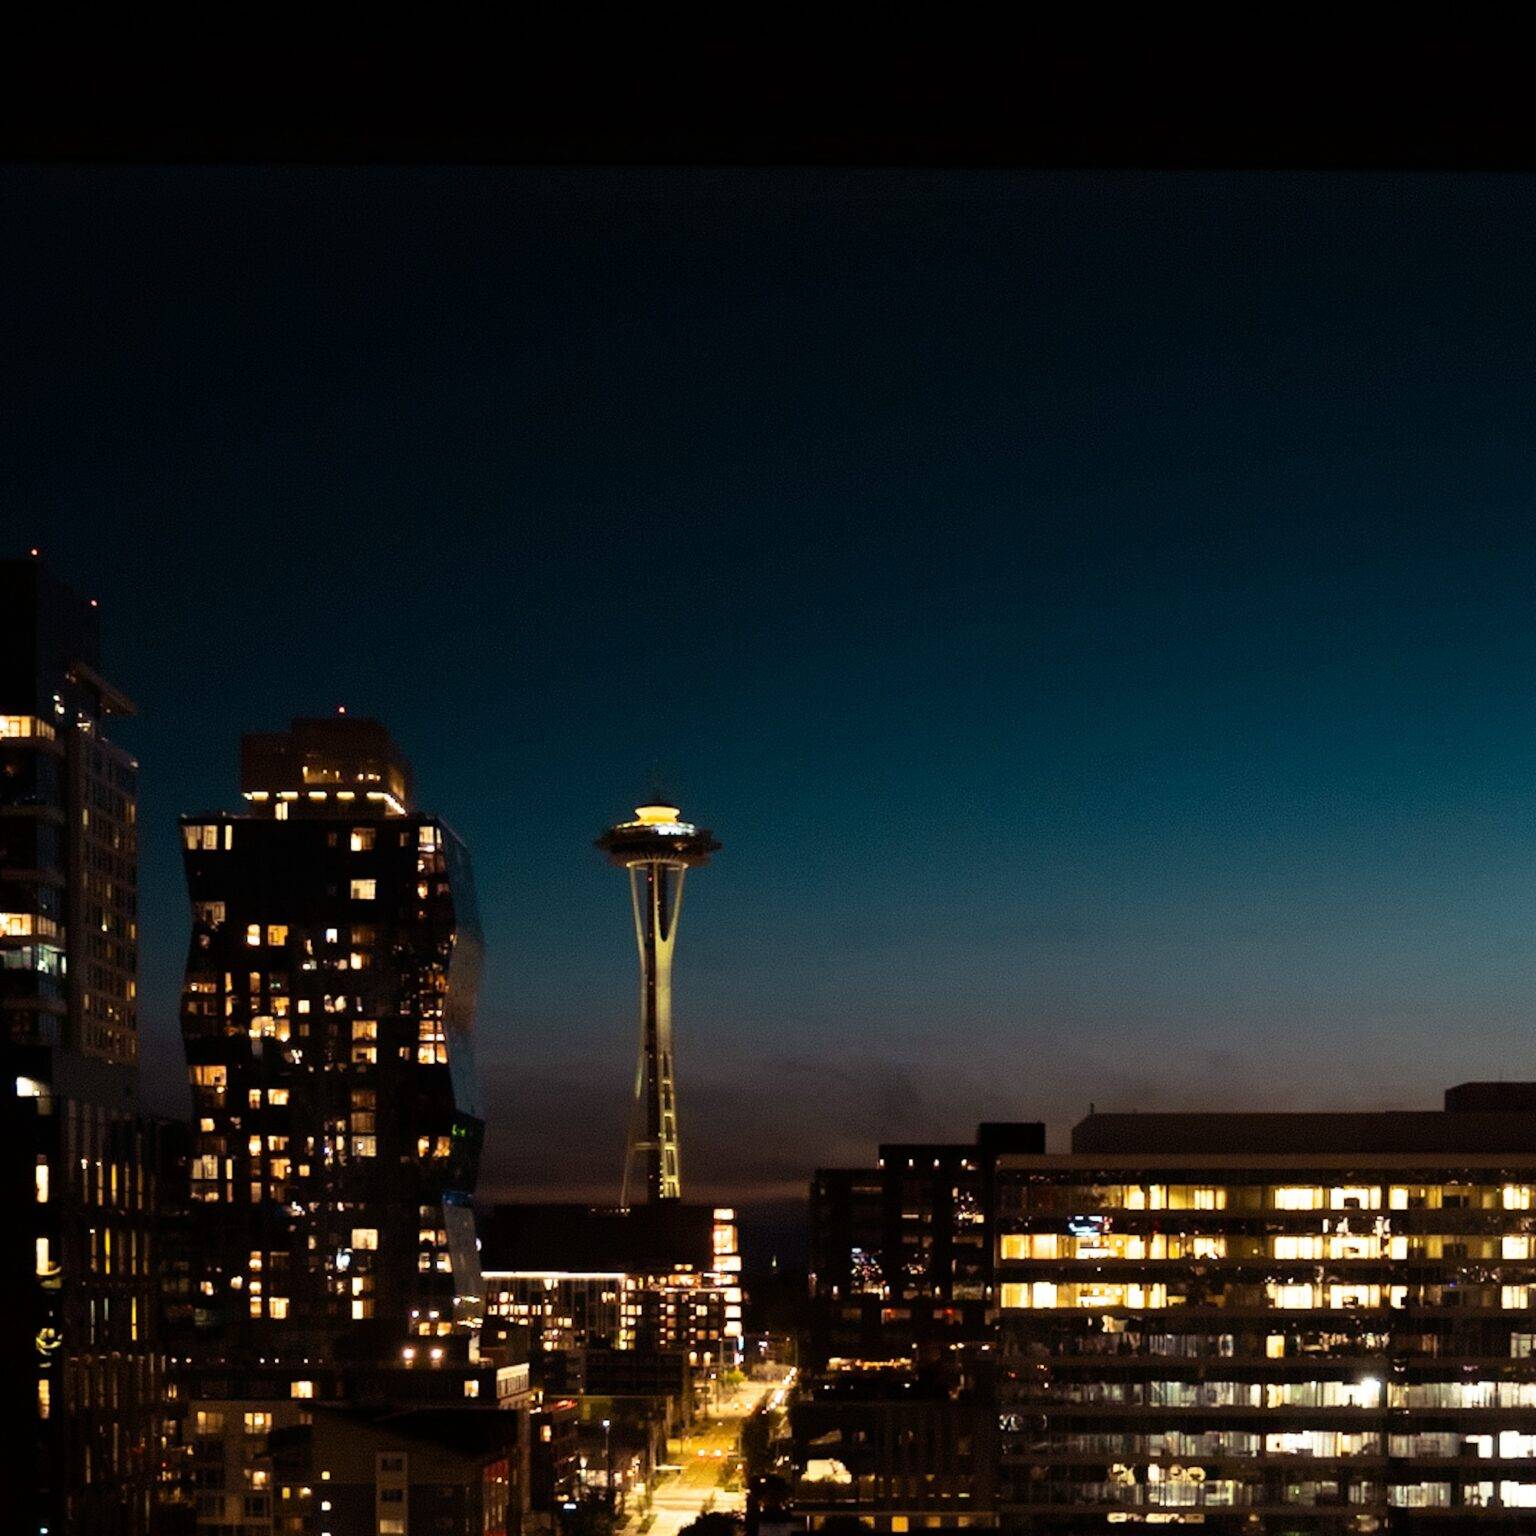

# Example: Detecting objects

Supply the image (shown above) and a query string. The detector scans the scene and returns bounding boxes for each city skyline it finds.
[14,170,1536,1212]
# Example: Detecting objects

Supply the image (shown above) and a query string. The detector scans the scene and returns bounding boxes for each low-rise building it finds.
[788,1361,998,1532]
[480,1201,744,1401]
[267,1405,529,1535]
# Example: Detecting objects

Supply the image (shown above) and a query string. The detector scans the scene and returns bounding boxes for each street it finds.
[633,1377,782,1536]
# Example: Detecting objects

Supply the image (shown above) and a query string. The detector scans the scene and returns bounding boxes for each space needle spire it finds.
[597,801,720,1204]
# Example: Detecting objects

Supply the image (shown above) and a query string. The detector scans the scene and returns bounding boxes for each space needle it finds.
[597,802,720,1204]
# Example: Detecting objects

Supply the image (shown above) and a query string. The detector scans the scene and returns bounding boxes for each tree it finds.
[561,1497,616,1536]
[678,1514,743,1536]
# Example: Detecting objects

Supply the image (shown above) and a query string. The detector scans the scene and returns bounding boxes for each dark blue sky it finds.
[9,169,1536,1207]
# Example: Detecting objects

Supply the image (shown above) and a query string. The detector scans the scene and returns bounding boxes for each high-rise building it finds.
[2,554,175,1536]
[595,803,719,1204]
[177,715,507,1534]
[995,1085,1536,1530]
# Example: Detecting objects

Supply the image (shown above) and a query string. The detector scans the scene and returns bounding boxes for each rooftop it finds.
[1069,1086,1536,1157]
[479,1201,724,1274]
[239,714,412,815]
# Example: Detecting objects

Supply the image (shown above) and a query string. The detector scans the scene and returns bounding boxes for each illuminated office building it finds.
[177,716,494,1533]
[2,554,174,1536]
[596,803,719,1204]
[995,1085,1536,1531]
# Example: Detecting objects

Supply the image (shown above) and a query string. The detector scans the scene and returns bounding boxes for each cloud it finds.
[476,1046,1052,1208]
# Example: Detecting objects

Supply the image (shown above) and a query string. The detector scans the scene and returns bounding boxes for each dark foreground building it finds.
[996,1085,1536,1531]
[3,555,178,1536]
[785,1124,1043,1533]
[809,1122,1045,1366]
[177,715,505,1534]
[789,1363,998,1532]
[268,1405,527,1536]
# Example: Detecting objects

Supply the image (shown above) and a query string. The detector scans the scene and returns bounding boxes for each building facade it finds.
[809,1123,1044,1367]
[788,1363,998,1532]
[996,1086,1536,1531]
[177,715,492,1534]
[266,1405,530,1536]
[480,1201,744,1394]
[2,555,175,1536]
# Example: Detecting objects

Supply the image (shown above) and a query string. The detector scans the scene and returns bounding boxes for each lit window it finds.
[1274,1186,1322,1210]
[1330,1186,1380,1210]
[1271,1283,1317,1308]
[267,925,288,946]
[35,1158,48,1204]
[1000,1233,1059,1259]
[291,1380,314,1399]
[0,715,55,739]
[1274,1236,1325,1260]
[464,1380,480,1398]
[350,827,376,852]
[350,880,376,901]
[268,1296,290,1319]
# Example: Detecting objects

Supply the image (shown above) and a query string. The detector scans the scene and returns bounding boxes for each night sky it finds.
[9,169,1536,1212]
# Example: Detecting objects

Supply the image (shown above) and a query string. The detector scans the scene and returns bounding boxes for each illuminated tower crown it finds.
[596,803,720,1204]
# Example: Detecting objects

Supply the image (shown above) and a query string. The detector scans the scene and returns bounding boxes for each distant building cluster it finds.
[6,556,734,1536]
[26,547,1536,1536]
[480,1201,743,1373]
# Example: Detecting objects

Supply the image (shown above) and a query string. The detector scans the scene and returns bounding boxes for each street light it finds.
[603,1418,613,1511]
